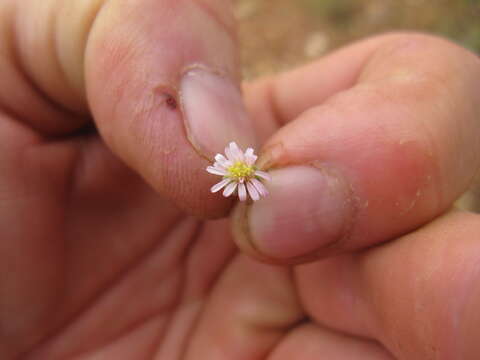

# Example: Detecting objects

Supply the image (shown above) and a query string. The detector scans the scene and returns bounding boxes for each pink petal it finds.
[254,170,271,181]
[245,148,254,156]
[215,154,230,167]
[206,166,227,176]
[246,181,260,201]
[211,178,231,193]
[245,154,257,166]
[224,146,234,161]
[229,142,244,162]
[214,161,232,170]
[214,163,228,170]
[223,182,237,197]
[251,178,269,197]
[238,183,247,201]
[244,148,257,166]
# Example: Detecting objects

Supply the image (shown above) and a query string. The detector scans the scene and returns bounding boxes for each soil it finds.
[235,0,480,79]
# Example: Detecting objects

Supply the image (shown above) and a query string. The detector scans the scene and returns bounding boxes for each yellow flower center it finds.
[227,162,255,180]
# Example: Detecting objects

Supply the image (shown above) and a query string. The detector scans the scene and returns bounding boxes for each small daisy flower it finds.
[206,142,271,202]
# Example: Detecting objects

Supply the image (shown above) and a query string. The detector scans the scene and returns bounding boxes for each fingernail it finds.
[247,165,355,260]
[180,67,256,158]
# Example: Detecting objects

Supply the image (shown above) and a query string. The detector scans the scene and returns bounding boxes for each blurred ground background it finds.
[234,0,480,211]
[235,0,480,79]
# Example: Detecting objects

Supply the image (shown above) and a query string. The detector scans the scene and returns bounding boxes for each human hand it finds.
[1,1,479,359]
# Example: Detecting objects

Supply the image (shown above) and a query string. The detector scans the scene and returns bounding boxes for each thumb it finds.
[86,0,256,217]
[233,34,480,263]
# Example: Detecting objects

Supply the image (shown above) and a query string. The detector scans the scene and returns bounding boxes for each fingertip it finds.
[84,0,257,218]
[232,165,356,264]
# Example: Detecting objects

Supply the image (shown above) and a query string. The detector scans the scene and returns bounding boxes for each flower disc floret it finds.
[227,162,255,181]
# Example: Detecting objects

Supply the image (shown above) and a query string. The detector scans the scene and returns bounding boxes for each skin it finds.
[0,1,479,359]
